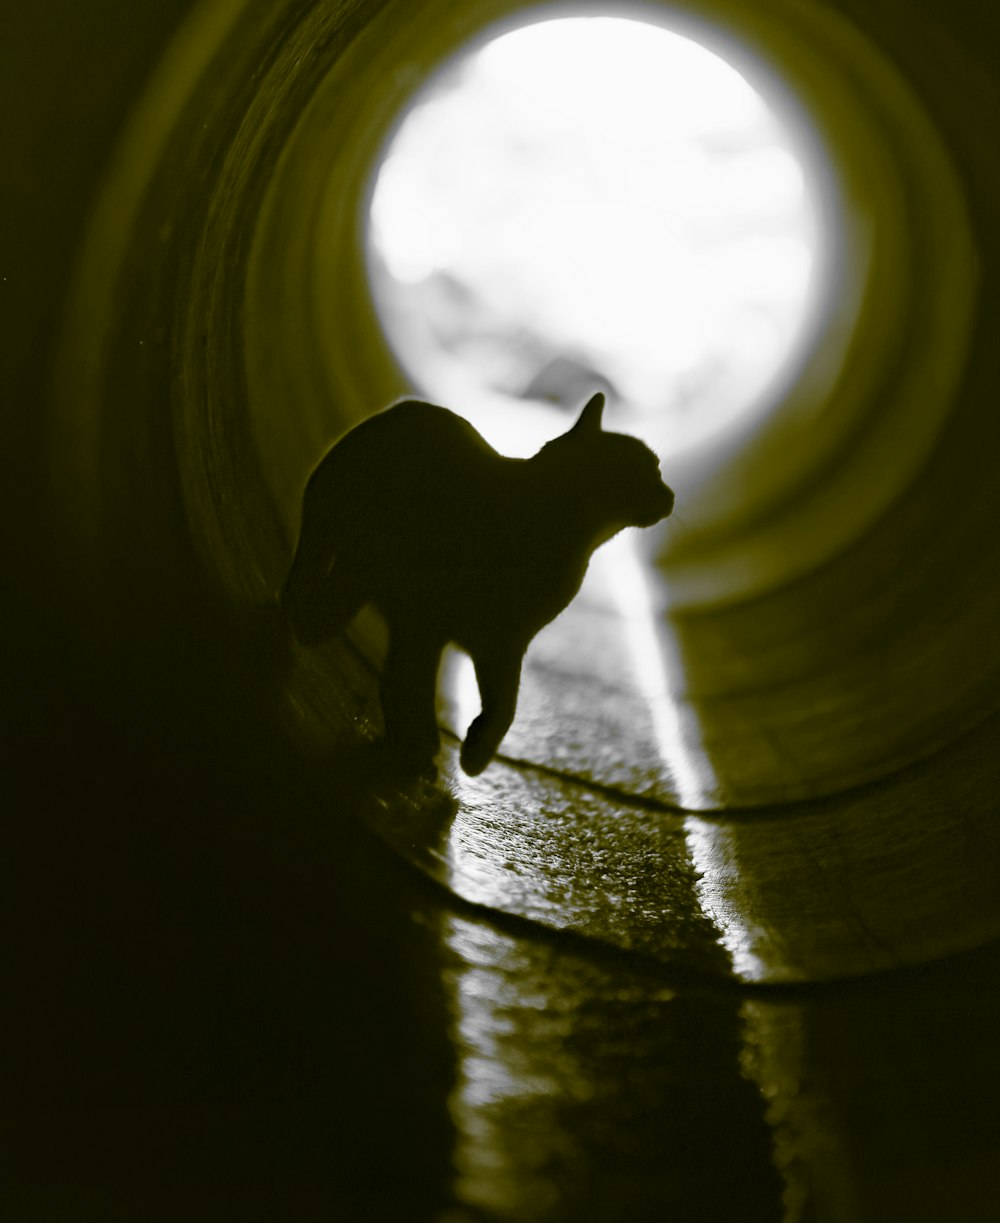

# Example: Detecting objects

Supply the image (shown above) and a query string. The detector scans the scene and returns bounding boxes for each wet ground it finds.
[12,534,999,1221]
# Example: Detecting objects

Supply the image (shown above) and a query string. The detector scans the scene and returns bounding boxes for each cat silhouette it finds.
[282,392,674,776]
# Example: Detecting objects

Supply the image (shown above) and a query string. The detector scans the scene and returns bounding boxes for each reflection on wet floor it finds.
[439,911,783,1222]
[432,898,1000,1221]
[684,816,772,982]
[604,537,721,810]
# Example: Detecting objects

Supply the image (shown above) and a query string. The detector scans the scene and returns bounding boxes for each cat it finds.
[282,392,674,776]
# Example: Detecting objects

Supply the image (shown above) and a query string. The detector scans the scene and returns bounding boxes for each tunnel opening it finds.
[365,14,826,464]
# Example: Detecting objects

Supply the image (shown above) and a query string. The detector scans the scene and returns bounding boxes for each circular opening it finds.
[366,15,825,458]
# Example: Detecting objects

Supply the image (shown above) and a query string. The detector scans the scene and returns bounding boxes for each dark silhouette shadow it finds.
[281,392,674,777]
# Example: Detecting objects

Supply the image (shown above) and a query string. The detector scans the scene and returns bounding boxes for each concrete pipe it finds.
[9,0,1000,1215]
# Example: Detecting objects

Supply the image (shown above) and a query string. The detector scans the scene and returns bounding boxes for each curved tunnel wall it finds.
[38,0,1000,796]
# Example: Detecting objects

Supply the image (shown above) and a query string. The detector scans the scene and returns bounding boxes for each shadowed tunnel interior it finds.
[7,0,1000,1218]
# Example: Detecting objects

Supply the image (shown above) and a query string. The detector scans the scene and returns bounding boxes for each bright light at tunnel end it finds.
[367,12,825,454]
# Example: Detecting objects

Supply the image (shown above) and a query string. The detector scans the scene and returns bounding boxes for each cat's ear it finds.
[572,392,605,435]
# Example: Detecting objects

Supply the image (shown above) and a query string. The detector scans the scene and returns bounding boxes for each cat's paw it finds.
[460,722,495,776]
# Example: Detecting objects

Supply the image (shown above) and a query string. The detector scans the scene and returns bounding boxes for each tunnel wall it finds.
[8,0,1000,781]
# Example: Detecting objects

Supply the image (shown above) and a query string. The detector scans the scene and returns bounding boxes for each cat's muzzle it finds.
[638,484,674,526]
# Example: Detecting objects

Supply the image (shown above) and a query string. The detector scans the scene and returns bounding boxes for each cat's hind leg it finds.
[460,645,523,776]
[380,623,443,773]
[282,563,364,646]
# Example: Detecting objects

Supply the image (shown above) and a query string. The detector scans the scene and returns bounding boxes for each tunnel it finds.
[8,0,1000,1218]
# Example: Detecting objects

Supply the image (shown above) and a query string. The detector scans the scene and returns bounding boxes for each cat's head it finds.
[540,393,675,532]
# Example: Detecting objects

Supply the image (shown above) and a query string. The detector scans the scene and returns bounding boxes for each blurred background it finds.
[6,1,1000,1219]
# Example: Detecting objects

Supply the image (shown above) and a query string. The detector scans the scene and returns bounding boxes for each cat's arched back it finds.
[283,392,674,775]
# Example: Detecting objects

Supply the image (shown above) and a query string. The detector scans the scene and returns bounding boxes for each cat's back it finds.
[302,400,518,565]
[336,399,490,463]
[311,400,495,497]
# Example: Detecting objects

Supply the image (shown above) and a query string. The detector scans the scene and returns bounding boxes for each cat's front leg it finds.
[461,645,524,776]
